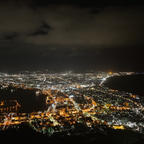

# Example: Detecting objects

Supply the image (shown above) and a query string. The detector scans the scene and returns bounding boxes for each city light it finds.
[0,72,144,135]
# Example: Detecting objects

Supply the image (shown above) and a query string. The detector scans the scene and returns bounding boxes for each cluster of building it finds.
[0,100,21,113]
[0,71,144,135]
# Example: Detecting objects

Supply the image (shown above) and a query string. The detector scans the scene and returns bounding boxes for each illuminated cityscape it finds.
[0,71,144,136]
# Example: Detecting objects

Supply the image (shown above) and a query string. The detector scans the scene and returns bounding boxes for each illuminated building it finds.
[0,72,144,136]
[0,100,21,113]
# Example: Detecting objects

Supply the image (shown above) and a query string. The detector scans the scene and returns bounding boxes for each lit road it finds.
[0,71,144,136]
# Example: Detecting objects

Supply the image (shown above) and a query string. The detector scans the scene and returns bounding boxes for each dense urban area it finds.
[0,71,144,135]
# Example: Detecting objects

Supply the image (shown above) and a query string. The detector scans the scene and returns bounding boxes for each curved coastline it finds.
[103,73,144,97]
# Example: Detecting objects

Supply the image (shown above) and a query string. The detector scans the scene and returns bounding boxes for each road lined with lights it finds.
[0,71,144,135]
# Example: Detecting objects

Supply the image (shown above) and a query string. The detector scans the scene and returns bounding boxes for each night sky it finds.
[0,0,144,72]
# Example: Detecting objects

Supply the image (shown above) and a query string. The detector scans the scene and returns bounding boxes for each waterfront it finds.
[104,73,144,97]
[0,71,144,144]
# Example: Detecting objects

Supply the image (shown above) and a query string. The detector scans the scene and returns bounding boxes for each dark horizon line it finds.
[1,0,144,7]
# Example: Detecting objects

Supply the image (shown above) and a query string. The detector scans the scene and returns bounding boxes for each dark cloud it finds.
[90,8,104,15]
[29,21,52,36]
[29,0,144,8]
[29,29,48,36]
[25,6,144,47]
[0,1,144,72]
[1,32,18,40]
[0,3,144,47]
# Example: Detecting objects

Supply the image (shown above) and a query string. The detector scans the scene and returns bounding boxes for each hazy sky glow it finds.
[0,2,144,47]
[0,0,144,72]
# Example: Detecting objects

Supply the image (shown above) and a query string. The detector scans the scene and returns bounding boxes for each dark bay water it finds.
[104,74,144,96]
